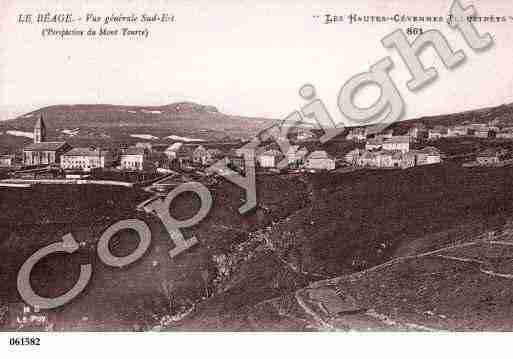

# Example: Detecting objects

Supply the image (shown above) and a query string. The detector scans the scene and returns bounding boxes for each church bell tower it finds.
[34,116,46,144]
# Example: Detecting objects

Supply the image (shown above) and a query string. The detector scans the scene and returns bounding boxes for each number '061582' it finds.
[9,337,41,346]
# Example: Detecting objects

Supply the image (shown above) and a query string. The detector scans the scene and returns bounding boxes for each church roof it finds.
[24,141,68,152]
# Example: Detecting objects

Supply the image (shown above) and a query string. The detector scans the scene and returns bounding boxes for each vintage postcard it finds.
[1,0,513,356]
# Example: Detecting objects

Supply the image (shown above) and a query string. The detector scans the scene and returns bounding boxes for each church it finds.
[22,116,71,166]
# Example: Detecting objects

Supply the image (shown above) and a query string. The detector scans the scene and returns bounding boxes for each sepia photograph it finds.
[1,0,513,357]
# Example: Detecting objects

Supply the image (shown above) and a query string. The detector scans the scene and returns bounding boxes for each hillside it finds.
[3,100,513,154]
[0,175,309,330]
[389,102,513,134]
[169,163,513,330]
[0,102,276,152]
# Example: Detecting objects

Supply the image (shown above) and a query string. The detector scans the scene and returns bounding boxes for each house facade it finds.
[296,128,315,141]
[428,126,447,140]
[258,150,283,168]
[164,143,183,160]
[474,129,493,138]
[476,148,507,165]
[286,145,308,167]
[447,125,469,137]
[61,147,113,171]
[415,147,442,165]
[0,155,15,167]
[408,124,428,140]
[496,130,513,139]
[365,138,383,151]
[226,147,256,173]
[382,136,410,153]
[135,142,153,152]
[193,145,209,165]
[305,150,335,170]
[120,147,151,171]
[352,149,417,169]
[176,146,194,167]
[346,127,367,142]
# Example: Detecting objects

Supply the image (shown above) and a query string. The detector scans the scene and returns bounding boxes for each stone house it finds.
[305,150,336,170]
[365,138,384,151]
[476,148,508,165]
[120,147,152,171]
[258,149,284,168]
[0,155,15,167]
[382,136,410,153]
[164,143,183,160]
[415,147,442,165]
[61,147,114,171]
[286,145,309,167]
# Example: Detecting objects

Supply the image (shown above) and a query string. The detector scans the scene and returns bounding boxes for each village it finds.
[1,115,513,188]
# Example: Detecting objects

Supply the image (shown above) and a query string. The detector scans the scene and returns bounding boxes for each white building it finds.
[382,136,410,154]
[258,150,283,168]
[120,147,151,171]
[365,138,384,151]
[346,127,367,142]
[61,147,113,171]
[447,125,469,137]
[305,150,336,170]
[414,147,442,165]
[0,155,15,167]
[286,145,309,166]
[296,128,315,141]
[164,142,183,160]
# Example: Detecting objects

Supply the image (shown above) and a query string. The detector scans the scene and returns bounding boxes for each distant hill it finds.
[2,101,513,153]
[0,102,277,151]
[380,102,513,136]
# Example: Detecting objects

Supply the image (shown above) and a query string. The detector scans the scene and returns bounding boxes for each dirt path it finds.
[291,232,513,331]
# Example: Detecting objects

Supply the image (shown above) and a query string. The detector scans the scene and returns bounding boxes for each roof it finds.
[63,147,109,157]
[384,136,410,144]
[378,150,396,156]
[121,147,145,156]
[431,126,448,134]
[362,151,377,159]
[366,138,383,146]
[348,127,366,134]
[286,145,300,154]
[206,148,224,157]
[345,148,361,155]
[165,143,183,152]
[418,146,441,155]
[24,141,68,152]
[392,151,404,159]
[410,123,426,130]
[193,145,207,153]
[261,149,283,157]
[308,150,332,160]
[477,148,506,157]
[177,146,195,157]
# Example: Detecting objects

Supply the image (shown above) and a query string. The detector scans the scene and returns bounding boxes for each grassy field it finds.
[0,175,307,330]
[173,161,513,330]
[4,154,513,330]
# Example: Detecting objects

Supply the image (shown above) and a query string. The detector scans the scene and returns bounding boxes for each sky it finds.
[1,0,513,124]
